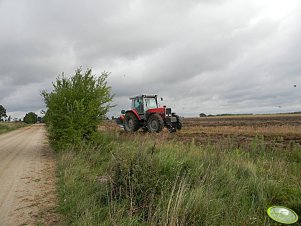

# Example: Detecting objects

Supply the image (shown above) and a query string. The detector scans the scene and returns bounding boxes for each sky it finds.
[0,0,300,119]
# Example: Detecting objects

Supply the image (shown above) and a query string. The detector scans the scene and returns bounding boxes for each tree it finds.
[24,112,38,124]
[0,105,7,121]
[199,113,207,117]
[42,68,113,148]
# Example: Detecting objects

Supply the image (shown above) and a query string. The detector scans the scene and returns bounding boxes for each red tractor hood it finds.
[146,107,165,115]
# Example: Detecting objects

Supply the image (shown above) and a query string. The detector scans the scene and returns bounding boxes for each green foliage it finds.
[199,113,207,117]
[56,133,301,225]
[42,68,113,149]
[23,112,38,124]
[0,122,27,134]
[0,104,7,121]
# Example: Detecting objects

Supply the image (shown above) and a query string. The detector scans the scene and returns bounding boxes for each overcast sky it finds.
[0,0,300,119]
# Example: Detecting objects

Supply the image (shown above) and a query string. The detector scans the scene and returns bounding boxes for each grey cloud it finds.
[0,0,300,118]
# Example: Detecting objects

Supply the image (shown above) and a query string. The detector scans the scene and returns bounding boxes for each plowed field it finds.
[106,114,301,148]
[178,114,301,148]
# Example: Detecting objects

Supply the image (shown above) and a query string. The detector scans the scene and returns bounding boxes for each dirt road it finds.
[0,124,59,226]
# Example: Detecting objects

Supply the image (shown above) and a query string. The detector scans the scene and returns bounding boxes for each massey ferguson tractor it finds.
[116,94,182,132]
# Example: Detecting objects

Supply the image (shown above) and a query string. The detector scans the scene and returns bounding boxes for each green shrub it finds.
[23,112,38,124]
[42,68,113,149]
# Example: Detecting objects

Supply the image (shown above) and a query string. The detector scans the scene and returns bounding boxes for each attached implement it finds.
[116,94,182,132]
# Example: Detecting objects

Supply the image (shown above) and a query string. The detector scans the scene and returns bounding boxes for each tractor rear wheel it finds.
[124,112,140,132]
[147,114,164,132]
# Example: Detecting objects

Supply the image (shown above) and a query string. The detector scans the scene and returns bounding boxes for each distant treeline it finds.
[199,113,253,117]
[199,111,301,117]
[280,111,301,114]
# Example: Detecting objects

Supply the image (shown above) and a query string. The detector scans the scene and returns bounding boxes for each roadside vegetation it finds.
[57,129,301,225]
[0,122,27,134]
[42,68,113,149]
[23,112,38,124]
[0,104,35,133]
[43,69,300,225]
[0,104,8,121]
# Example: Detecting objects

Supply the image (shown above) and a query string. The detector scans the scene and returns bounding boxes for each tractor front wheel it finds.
[124,112,140,132]
[147,114,164,133]
[175,115,182,130]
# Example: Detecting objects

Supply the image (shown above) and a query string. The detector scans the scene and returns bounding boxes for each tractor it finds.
[116,94,182,132]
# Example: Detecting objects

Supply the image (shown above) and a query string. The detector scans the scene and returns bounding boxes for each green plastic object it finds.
[267,206,298,224]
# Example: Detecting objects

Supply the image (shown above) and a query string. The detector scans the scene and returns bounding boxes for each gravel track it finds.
[0,124,59,226]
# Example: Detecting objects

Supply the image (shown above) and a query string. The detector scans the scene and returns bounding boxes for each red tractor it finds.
[116,94,182,132]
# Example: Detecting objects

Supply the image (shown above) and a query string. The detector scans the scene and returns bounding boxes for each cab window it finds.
[133,98,143,114]
[144,98,157,110]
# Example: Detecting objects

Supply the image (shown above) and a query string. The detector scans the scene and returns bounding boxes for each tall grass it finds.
[57,132,301,225]
[0,122,27,134]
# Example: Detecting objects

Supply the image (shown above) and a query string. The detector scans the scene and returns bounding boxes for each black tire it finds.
[142,126,148,132]
[147,114,164,133]
[124,112,140,132]
[175,115,182,130]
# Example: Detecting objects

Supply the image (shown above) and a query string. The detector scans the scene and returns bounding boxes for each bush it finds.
[42,68,113,149]
[23,112,38,124]
[199,113,207,117]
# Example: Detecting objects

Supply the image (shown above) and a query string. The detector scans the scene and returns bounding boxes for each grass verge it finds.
[0,122,27,134]
[56,132,301,225]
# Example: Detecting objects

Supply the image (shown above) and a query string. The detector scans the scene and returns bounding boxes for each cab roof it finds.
[129,94,157,100]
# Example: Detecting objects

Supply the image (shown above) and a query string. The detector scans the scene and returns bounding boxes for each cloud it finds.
[0,0,300,118]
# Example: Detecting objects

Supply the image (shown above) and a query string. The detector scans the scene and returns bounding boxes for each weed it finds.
[56,130,301,225]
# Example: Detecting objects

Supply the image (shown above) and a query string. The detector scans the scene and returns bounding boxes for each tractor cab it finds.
[131,95,159,116]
